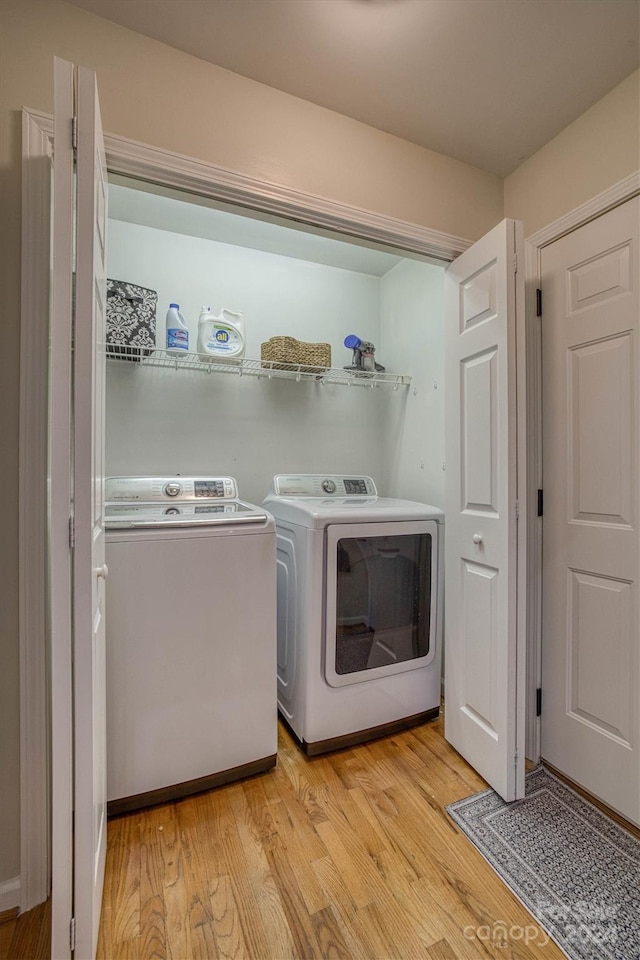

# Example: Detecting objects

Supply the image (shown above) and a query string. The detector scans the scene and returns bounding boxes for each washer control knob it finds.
[472,533,483,545]
[164,481,182,498]
[321,479,337,494]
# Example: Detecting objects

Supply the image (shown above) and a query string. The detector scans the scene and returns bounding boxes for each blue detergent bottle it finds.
[166,303,189,356]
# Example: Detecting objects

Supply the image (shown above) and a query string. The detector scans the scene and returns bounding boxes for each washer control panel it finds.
[271,475,377,498]
[105,476,238,502]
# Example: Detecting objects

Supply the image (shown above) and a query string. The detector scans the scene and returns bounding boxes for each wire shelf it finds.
[106,348,411,389]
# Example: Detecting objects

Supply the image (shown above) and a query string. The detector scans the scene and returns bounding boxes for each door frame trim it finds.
[524,170,640,761]
[19,107,472,913]
[18,109,53,914]
[24,109,472,263]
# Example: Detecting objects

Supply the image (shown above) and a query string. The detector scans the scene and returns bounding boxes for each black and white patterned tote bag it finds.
[106,278,157,360]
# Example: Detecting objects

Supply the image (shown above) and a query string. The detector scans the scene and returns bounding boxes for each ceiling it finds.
[67,0,639,177]
[109,177,405,276]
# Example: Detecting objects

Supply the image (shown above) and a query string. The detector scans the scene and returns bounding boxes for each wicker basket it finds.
[261,336,331,372]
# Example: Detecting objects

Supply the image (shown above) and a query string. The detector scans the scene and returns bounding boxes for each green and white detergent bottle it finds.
[197,307,246,363]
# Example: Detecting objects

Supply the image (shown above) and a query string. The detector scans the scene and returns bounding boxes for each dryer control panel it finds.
[105,476,238,502]
[270,475,377,498]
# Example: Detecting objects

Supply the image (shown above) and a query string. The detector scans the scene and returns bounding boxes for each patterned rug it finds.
[446,767,640,959]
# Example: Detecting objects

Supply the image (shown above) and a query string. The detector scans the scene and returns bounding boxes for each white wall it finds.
[505,70,639,236]
[106,219,399,502]
[379,260,446,509]
[107,219,384,359]
[106,219,446,505]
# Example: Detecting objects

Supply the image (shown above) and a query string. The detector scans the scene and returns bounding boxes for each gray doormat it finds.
[446,766,640,959]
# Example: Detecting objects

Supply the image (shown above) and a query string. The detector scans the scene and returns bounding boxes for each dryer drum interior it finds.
[333,533,432,675]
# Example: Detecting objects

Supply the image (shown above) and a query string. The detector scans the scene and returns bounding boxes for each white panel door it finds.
[51,57,108,960]
[444,219,525,802]
[51,56,75,960]
[541,197,639,826]
[73,64,109,958]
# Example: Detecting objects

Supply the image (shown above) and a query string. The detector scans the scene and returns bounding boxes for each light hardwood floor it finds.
[0,900,50,960]
[98,717,564,959]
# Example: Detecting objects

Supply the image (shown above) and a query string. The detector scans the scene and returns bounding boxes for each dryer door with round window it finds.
[324,519,439,687]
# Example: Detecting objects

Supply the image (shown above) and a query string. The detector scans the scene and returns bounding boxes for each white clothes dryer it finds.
[104,476,277,815]
[264,475,444,754]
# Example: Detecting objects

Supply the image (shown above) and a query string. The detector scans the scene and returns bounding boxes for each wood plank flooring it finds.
[98,718,564,959]
[0,900,50,960]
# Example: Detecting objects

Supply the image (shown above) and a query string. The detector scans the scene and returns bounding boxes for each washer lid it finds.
[104,499,270,529]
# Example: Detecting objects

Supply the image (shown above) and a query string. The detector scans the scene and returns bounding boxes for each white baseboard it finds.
[0,876,21,912]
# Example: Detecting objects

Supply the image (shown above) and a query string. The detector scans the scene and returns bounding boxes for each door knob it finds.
[96,564,109,579]
[472,533,483,545]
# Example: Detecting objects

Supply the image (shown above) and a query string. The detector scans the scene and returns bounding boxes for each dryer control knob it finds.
[321,479,336,494]
[164,481,182,498]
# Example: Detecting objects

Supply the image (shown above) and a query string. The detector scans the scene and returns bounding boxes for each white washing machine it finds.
[264,475,444,754]
[104,476,277,815]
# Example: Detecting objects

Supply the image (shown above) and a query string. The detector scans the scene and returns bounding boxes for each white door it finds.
[540,197,639,826]
[444,219,525,802]
[51,58,108,959]
[73,63,109,959]
[50,57,75,960]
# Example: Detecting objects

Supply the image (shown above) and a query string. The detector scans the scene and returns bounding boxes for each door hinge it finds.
[515,500,520,519]
[536,687,542,717]
[513,254,518,274]
[537,489,544,517]
[536,287,542,317]
[71,116,78,153]
[68,515,75,549]
[69,916,76,952]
